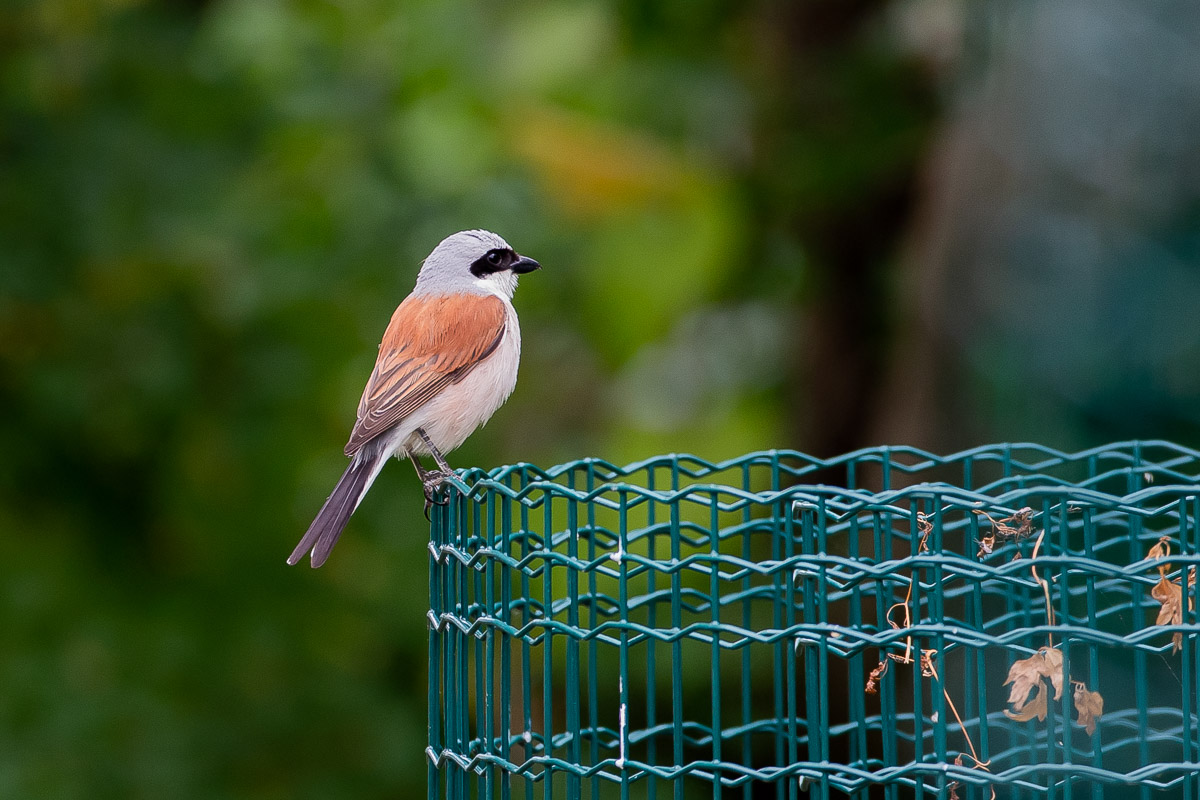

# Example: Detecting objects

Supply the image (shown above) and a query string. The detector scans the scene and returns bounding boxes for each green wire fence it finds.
[427,442,1200,798]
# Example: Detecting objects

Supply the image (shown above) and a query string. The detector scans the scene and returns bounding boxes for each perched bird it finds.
[288,230,540,568]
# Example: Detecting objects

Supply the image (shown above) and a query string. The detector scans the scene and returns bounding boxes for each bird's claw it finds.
[421,469,456,520]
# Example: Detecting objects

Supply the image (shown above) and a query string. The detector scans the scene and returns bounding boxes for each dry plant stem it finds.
[974,507,1035,557]
[924,657,985,768]
[888,590,915,666]
[885,514,933,666]
[879,516,994,796]
[1030,528,1054,646]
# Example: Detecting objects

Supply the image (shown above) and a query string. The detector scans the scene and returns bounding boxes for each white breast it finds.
[396,300,521,456]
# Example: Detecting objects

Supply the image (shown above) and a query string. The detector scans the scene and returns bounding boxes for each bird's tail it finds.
[288,445,387,568]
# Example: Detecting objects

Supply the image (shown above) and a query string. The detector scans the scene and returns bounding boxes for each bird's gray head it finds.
[413,229,540,299]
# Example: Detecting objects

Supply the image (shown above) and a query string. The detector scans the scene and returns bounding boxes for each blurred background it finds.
[2,0,1199,797]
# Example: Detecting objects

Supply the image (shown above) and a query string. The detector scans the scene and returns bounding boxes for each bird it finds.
[288,229,540,568]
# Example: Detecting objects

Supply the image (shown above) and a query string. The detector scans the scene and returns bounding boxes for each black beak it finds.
[511,255,541,274]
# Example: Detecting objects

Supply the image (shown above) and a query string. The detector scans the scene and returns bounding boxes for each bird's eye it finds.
[486,250,504,266]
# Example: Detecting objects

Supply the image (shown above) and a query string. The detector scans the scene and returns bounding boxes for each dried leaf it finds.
[1152,575,1184,654]
[1004,679,1048,722]
[1153,577,1182,624]
[1003,657,1041,712]
[1039,647,1064,700]
[1003,647,1063,711]
[948,755,963,800]
[866,661,886,695]
[1147,537,1194,654]
[1148,535,1172,564]
[1073,682,1104,735]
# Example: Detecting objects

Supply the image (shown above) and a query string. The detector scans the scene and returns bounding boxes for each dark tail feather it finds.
[288,449,383,568]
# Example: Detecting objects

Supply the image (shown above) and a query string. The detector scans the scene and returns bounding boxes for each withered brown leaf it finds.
[1039,647,1064,700]
[1152,575,1184,654]
[948,755,963,800]
[1004,656,1041,712]
[1003,647,1063,712]
[1148,535,1172,564]
[976,534,995,558]
[1004,679,1048,722]
[1072,682,1104,735]
[866,660,886,695]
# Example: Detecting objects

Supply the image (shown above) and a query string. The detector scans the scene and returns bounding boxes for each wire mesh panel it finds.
[427,442,1200,799]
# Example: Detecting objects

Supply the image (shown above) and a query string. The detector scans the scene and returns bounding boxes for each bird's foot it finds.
[421,468,457,520]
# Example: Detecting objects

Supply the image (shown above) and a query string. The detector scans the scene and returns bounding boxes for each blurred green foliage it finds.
[3,0,1195,796]
[0,2,931,795]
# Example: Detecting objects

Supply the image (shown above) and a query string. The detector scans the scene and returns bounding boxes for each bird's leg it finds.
[416,427,455,475]
[411,428,456,517]
[407,449,436,483]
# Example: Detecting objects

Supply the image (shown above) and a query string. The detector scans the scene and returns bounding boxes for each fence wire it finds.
[427,441,1200,799]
